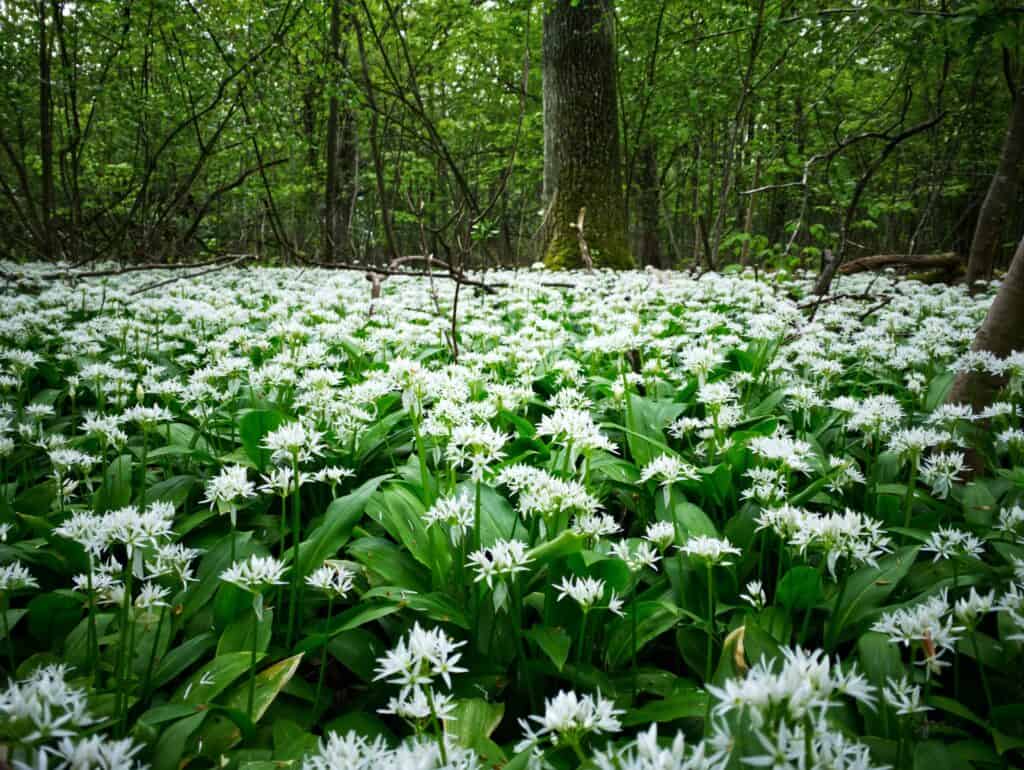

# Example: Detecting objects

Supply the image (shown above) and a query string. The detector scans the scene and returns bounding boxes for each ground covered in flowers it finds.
[1,264,1022,769]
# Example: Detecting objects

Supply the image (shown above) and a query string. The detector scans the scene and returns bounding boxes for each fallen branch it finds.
[838,252,960,275]
[130,254,256,295]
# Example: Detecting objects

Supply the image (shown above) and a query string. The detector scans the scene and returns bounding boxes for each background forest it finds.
[1,0,1022,276]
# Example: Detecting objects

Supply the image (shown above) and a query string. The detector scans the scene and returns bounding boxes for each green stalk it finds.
[287,454,302,648]
[577,609,589,664]
[314,596,334,712]
[114,560,133,735]
[970,629,994,713]
[902,457,918,536]
[247,611,258,722]
[1,594,14,674]
[426,686,449,764]
[86,554,98,679]
[631,588,639,699]
[141,604,167,700]
[705,564,715,682]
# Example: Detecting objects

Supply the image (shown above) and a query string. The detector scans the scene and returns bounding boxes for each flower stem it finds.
[705,564,715,682]
[247,611,258,722]
[314,596,334,713]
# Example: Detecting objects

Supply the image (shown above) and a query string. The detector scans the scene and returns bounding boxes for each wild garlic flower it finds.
[445,422,510,481]
[467,539,532,589]
[514,690,623,753]
[678,535,741,567]
[259,466,306,496]
[0,664,94,743]
[919,451,966,499]
[48,735,149,770]
[707,646,875,725]
[145,543,201,590]
[423,492,475,546]
[302,731,481,770]
[554,576,622,615]
[995,505,1024,541]
[845,394,904,440]
[373,622,466,691]
[748,431,813,475]
[953,587,994,627]
[742,466,787,504]
[644,521,676,551]
[921,526,984,562]
[887,427,950,463]
[639,454,699,504]
[498,465,600,519]
[306,562,357,598]
[787,508,892,578]
[134,582,171,611]
[872,591,963,674]
[883,675,931,716]
[740,580,767,610]
[592,723,719,770]
[220,554,288,593]
[537,407,616,454]
[0,560,38,593]
[571,513,621,541]
[608,540,661,573]
[202,464,256,525]
[263,420,324,465]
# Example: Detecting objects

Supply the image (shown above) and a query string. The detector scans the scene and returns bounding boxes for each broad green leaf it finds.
[526,625,571,671]
[621,689,707,726]
[826,546,919,648]
[238,409,284,470]
[776,566,823,610]
[446,698,504,747]
[297,475,388,573]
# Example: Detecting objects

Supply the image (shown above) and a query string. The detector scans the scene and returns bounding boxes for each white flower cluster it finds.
[373,623,466,723]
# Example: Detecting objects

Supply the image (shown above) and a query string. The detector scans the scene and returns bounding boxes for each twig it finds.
[130,254,256,295]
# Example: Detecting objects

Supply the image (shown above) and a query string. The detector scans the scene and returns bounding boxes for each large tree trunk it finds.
[964,85,1024,291]
[949,233,1024,411]
[540,0,631,268]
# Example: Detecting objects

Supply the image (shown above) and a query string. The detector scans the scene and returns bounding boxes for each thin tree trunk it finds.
[636,142,662,267]
[740,155,762,266]
[323,0,342,262]
[964,84,1024,290]
[38,0,55,260]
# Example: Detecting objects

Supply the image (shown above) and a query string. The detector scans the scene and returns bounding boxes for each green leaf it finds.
[297,475,388,573]
[153,632,217,689]
[526,625,571,671]
[238,409,284,470]
[172,651,264,705]
[0,608,26,641]
[95,454,133,511]
[621,689,707,726]
[446,698,504,747]
[223,653,303,723]
[624,396,686,468]
[605,602,680,668]
[144,475,198,508]
[153,711,207,770]
[826,546,920,648]
[776,566,823,610]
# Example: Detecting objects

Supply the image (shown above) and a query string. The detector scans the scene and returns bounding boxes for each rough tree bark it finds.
[541,0,631,268]
[323,0,358,261]
[964,83,1024,291]
[636,143,663,267]
[949,233,1024,412]
[37,0,55,260]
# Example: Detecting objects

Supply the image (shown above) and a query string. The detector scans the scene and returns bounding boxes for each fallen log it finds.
[838,252,960,275]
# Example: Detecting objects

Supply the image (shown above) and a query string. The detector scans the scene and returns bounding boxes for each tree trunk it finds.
[541,0,631,268]
[636,143,662,267]
[964,86,1024,291]
[323,0,342,262]
[949,233,1024,411]
[38,0,55,261]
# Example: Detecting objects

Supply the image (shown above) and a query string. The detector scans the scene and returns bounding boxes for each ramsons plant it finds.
[0,261,1021,769]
